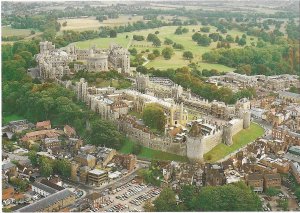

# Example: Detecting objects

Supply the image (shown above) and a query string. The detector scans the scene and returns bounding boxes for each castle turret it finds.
[223,123,233,146]
[243,111,251,129]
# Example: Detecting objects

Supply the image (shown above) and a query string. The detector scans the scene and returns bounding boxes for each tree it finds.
[294,188,300,200]
[109,30,117,38]
[238,38,247,46]
[148,53,156,60]
[183,51,194,60]
[162,47,174,60]
[164,38,174,45]
[193,182,262,211]
[153,188,178,211]
[173,43,184,50]
[53,158,71,178]
[142,103,166,132]
[129,48,137,56]
[89,119,123,149]
[200,26,210,32]
[179,185,196,210]
[132,143,143,155]
[28,151,38,166]
[153,49,160,57]
[144,200,155,212]
[39,157,53,177]
[9,177,29,192]
[152,37,161,47]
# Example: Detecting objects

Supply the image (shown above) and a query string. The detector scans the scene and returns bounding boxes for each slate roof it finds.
[31,181,58,194]
[16,189,74,212]
[40,179,65,191]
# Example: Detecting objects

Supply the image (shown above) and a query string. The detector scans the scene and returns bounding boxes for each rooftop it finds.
[89,169,107,176]
[16,189,74,212]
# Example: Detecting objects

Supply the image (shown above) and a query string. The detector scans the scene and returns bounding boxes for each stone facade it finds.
[36,41,131,79]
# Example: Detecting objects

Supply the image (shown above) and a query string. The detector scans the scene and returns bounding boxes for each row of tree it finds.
[202,44,299,75]
[148,182,262,211]
[136,66,256,104]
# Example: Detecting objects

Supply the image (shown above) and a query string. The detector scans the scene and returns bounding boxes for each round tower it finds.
[223,123,233,146]
[186,136,204,163]
[243,110,251,129]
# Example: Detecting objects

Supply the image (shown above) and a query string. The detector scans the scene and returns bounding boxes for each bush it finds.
[133,35,145,41]
[153,49,160,57]
[265,187,281,197]
[148,53,156,60]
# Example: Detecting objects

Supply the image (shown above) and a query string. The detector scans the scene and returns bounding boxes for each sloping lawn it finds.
[204,122,264,163]
[119,139,188,162]
[2,114,25,125]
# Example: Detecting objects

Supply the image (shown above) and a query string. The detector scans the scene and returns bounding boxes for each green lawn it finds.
[119,139,188,162]
[2,26,33,37]
[204,123,264,163]
[72,24,257,72]
[2,114,25,125]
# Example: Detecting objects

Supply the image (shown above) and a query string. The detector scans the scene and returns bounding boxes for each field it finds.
[72,24,258,71]
[58,15,145,32]
[2,114,25,125]
[2,26,32,37]
[119,139,188,162]
[204,123,265,163]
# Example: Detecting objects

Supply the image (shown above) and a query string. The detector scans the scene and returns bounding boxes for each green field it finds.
[119,139,188,162]
[72,24,258,71]
[2,26,33,37]
[204,123,265,163]
[2,114,25,125]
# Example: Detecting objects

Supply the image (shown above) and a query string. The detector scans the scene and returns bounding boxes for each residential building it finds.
[16,189,75,212]
[247,173,264,193]
[75,154,96,168]
[263,173,281,189]
[64,125,76,137]
[36,120,52,130]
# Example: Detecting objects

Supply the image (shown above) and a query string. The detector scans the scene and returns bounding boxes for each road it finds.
[142,56,150,66]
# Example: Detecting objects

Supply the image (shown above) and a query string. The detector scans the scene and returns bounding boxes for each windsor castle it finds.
[36,41,253,162]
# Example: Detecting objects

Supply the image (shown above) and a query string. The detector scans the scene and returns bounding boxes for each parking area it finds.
[93,180,160,212]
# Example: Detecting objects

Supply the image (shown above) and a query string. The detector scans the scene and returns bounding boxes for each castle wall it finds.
[201,130,223,154]
[229,119,244,135]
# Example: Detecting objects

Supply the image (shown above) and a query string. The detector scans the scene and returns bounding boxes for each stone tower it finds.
[136,73,150,93]
[186,124,204,162]
[70,161,79,182]
[223,123,233,146]
[76,78,88,102]
[243,110,251,129]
